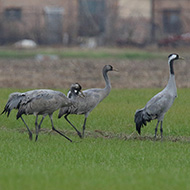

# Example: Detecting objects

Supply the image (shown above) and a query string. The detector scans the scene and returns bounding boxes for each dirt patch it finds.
[0,57,189,89]
[16,127,190,143]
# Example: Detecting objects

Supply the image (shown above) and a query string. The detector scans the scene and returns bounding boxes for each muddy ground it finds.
[0,57,189,89]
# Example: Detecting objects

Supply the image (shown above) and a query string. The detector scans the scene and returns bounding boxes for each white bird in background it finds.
[58,65,117,138]
[134,53,184,139]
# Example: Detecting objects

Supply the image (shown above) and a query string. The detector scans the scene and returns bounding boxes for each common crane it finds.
[16,89,78,142]
[2,91,42,140]
[134,53,184,139]
[2,89,77,142]
[58,65,117,138]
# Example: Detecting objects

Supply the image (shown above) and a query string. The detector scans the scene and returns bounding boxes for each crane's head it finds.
[103,65,118,72]
[70,83,85,98]
[168,53,184,75]
[70,83,82,91]
[168,53,184,63]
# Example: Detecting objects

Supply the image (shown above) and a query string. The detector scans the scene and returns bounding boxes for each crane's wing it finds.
[2,89,47,116]
[17,90,70,117]
[145,91,173,119]
[75,89,101,114]
[59,88,107,117]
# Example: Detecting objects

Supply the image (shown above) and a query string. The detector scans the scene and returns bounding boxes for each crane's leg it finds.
[35,115,39,142]
[20,116,33,141]
[160,121,163,141]
[49,115,72,142]
[82,117,87,138]
[38,115,54,135]
[64,113,82,138]
[154,121,160,139]
[38,115,46,129]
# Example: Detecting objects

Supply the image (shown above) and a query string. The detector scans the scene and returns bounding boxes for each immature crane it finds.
[58,65,117,138]
[134,53,183,139]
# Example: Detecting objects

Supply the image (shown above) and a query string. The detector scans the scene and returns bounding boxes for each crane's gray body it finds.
[16,89,73,141]
[59,86,111,118]
[58,65,116,138]
[2,89,73,141]
[134,53,181,138]
[2,89,71,116]
[17,89,72,117]
[142,75,177,122]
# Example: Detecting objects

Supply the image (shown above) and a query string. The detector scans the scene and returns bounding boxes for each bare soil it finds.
[15,127,190,143]
[0,57,189,89]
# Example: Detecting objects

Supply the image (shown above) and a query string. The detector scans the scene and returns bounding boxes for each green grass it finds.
[0,88,190,190]
[0,47,166,60]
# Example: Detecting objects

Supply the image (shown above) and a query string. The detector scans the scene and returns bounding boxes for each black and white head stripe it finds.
[70,83,82,91]
[168,53,180,75]
[67,83,83,98]
[168,53,179,63]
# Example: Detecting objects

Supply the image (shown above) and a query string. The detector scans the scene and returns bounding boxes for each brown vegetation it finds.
[0,57,189,89]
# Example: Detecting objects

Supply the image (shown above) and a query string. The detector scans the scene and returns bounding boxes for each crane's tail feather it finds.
[1,105,11,117]
[134,109,147,135]
[16,109,26,120]
[1,92,24,117]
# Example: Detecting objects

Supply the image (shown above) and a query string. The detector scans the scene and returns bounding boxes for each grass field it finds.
[0,47,167,59]
[0,88,190,190]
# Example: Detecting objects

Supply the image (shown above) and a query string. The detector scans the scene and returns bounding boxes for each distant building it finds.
[118,0,151,19]
[153,0,190,38]
[117,0,190,46]
[0,0,118,45]
[0,0,189,46]
[116,0,151,46]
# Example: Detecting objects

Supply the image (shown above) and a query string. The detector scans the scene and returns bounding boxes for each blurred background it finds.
[0,0,189,89]
[0,0,190,47]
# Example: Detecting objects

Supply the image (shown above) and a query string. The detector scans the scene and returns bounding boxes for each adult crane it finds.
[58,65,117,138]
[134,53,184,139]
[2,91,42,140]
[2,88,82,141]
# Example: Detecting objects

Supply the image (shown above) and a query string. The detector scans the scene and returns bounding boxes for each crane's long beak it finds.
[113,68,118,72]
[179,56,185,60]
[79,91,85,98]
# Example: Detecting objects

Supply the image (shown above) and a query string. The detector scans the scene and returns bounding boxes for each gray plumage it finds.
[2,92,25,117]
[58,65,117,138]
[2,90,43,140]
[2,89,74,141]
[134,53,183,139]
[16,89,74,142]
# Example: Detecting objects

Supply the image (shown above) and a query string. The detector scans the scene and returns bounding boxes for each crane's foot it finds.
[77,131,82,138]
[35,135,39,142]
[29,133,33,141]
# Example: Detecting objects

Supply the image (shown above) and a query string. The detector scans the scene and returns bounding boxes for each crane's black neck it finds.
[169,60,174,75]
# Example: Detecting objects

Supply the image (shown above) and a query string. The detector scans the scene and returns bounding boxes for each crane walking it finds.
[16,89,78,142]
[58,65,117,138]
[2,88,81,142]
[134,53,184,139]
[2,91,43,140]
